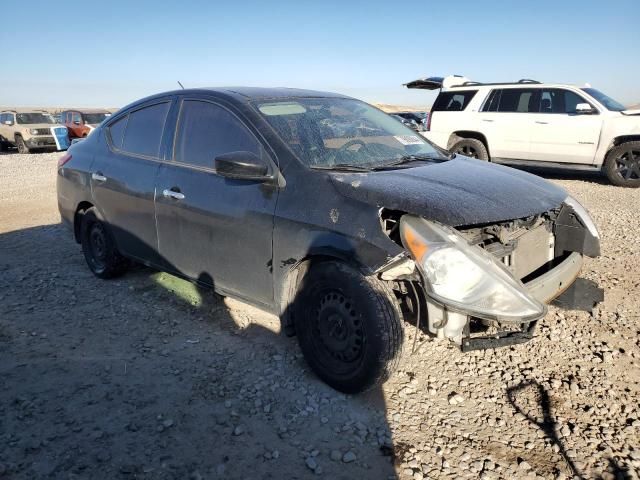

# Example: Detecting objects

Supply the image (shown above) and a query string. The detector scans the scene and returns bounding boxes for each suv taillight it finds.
[426,112,432,131]
[57,153,72,167]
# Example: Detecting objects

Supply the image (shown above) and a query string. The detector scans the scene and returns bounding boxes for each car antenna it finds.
[177,81,185,90]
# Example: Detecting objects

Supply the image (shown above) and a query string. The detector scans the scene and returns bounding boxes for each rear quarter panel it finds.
[56,135,98,231]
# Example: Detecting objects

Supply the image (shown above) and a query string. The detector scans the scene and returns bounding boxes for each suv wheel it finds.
[451,138,489,161]
[293,261,404,393]
[603,142,640,188]
[80,207,129,278]
[15,135,30,154]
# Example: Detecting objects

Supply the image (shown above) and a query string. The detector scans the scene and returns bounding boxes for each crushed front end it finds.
[378,196,600,350]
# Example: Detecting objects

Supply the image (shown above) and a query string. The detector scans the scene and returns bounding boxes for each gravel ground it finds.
[0,151,638,480]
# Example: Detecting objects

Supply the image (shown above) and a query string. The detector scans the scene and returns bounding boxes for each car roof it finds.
[405,75,588,92]
[446,83,585,91]
[119,87,351,111]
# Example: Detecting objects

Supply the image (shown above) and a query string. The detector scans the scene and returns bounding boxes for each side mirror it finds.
[215,151,270,181]
[575,103,595,114]
[3,120,13,126]
[73,120,81,125]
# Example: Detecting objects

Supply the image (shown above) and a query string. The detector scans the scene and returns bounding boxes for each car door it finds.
[479,88,540,160]
[90,99,172,265]
[154,98,279,305]
[528,88,601,164]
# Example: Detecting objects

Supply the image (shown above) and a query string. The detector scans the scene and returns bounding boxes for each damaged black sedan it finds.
[57,87,600,393]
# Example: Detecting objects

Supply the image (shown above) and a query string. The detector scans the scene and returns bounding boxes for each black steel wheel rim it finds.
[88,223,107,270]
[310,290,366,371]
[456,145,478,158]
[614,147,640,180]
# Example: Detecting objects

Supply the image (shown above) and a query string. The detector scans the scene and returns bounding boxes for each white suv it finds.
[406,75,640,187]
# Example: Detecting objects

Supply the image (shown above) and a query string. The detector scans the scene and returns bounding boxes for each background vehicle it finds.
[390,113,421,132]
[57,87,599,393]
[61,109,111,139]
[406,75,640,187]
[395,111,428,131]
[0,109,69,153]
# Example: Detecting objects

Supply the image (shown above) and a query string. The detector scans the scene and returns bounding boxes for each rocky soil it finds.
[0,151,638,479]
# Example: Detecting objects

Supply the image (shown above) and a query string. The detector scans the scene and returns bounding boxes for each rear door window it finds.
[496,89,540,113]
[481,90,501,112]
[120,102,170,158]
[173,100,262,169]
[108,116,128,149]
[432,90,478,112]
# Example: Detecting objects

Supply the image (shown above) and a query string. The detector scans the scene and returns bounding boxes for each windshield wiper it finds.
[310,163,373,172]
[371,154,447,171]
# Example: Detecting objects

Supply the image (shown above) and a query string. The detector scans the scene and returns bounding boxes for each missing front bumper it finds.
[426,252,584,350]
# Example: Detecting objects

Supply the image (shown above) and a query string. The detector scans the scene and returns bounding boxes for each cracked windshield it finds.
[257,98,446,169]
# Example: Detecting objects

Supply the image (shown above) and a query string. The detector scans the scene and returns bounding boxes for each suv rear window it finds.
[432,90,477,112]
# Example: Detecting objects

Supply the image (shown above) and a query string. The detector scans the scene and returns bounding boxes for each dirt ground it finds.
[0,152,638,480]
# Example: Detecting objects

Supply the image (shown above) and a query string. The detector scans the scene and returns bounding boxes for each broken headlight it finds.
[400,215,545,323]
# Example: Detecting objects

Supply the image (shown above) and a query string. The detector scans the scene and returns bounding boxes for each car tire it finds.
[603,141,640,188]
[450,138,489,161]
[80,207,129,279]
[0,141,7,152]
[293,261,404,393]
[15,135,30,154]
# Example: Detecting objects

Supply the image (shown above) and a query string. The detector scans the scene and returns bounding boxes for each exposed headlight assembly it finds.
[29,128,39,135]
[400,215,545,323]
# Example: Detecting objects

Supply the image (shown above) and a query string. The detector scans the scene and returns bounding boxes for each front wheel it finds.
[16,136,30,154]
[450,137,489,161]
[80,208,129,279]
[294,261,404,393]
[603,142,640,188]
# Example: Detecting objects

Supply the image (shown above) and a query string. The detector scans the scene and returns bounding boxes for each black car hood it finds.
[329,157,567,226]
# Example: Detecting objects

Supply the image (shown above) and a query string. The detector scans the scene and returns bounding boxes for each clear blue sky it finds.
[2,0,638,108]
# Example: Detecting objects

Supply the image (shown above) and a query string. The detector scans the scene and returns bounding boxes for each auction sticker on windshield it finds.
[394,135,425,145]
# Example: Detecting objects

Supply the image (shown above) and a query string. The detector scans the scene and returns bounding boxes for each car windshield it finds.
[83,113,110,124]
[581,88,626,112]
[16,113,54,124]
[256,98,446,169]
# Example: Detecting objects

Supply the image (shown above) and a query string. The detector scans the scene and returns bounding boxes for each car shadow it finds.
[0,223,399,479]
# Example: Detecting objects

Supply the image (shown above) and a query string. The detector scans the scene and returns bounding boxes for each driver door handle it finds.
[91,172,107,182]
[482,119,494,122]
[535,121,549,124]
[162,188,185,200]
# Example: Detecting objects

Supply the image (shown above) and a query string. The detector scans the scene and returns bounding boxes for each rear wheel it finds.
[603,142,640,188]
[15,135,30,154]
[294,261,404,393]
[450,137,489,161]
[80,208,129,279]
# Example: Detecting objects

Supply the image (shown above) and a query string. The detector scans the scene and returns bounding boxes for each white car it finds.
[405,75,640,187]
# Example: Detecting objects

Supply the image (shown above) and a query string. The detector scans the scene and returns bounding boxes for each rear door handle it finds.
[482,119,494,122]
[162,188,185,200]
[535,121,549,125]
[91,172,107,182]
